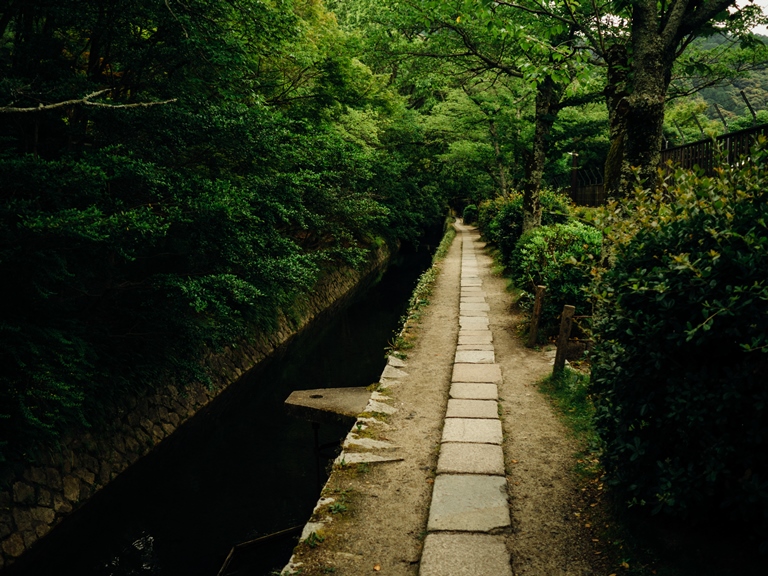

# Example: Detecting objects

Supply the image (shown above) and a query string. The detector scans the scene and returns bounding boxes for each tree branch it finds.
[0,90,177,113]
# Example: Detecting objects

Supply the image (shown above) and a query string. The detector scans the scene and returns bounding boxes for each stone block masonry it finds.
[0,246,391,570]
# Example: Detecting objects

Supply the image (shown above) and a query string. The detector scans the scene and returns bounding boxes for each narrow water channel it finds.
[8,239,439,576]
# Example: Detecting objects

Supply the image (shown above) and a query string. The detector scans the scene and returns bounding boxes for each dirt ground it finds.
[284,228,608,576]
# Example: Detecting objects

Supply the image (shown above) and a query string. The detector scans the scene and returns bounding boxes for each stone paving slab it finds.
[460,302,490,311]
[459,316,489,329]
[426,474,510,532]
[458,331,492,344]
[456,344,495,351]
[460,296,487,303]
[436,443,505,475]
[460,279,482,287]
[452,363,502,383]
[460,287,484,293]
[446,399,498,419]
[458,309,487,318]
[442,418,502,444]
[420,534,512,576]
[454,350,495,364]
[450,382,498,400]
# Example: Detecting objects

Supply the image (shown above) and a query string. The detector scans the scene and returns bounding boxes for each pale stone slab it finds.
[450,383,498,400]
[343,435,399,450]
[460,279,482,287]
[458,330,492,344]
[455,350,495,364]
[460,302,490,311]
[420,533,512,576]
[335,451,403,465]
[457,344,495,351]
[459,316,489,329]
[436,443,505,475]
[381,365,408,379]
[446,399,498,419]
[442,418,502,444]
[365,399,397,414]
[460,287,484,293]
[459,309,488,317]
[386,356,406,368]
[452,363,502,383]
[460,296,487,303]
[426,475,510,532]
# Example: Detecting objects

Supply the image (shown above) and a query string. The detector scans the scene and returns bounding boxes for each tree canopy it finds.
[2,0,767,470]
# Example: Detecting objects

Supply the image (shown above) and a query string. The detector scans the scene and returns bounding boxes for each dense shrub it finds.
[510,221,602,326]
[478,196,507,239]
[478,190,571,265]
[590,154,768,531]
[462,204,478,224]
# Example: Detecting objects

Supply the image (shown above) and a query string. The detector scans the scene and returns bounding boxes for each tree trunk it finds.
[603,45,629,197]
[611,6,675,197]
[488,119,508,196]
[523,76,558,232]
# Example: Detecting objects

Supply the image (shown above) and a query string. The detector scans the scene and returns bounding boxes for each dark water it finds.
[8,241,438,576]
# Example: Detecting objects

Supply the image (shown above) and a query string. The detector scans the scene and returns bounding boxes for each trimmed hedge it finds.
[511,221,602,327]
[590,154,768,530]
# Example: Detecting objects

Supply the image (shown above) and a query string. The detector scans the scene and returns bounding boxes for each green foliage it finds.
[510,221,602,325]
[590,149,768,531]
[477,190,572,265]
[462,204,478,224]
[0,0,447,465]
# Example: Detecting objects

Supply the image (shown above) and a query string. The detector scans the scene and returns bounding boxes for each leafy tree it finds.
[0,0,446,464]
[492,0,767,195]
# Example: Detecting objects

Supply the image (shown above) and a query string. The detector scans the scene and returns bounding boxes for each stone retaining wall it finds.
[0,246,391,571]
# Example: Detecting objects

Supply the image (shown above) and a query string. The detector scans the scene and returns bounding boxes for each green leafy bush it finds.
[479,190,571,265]
[478,196,507,241]
[510,221,602,326]
[590,152,768,531]
[462,204,478,224]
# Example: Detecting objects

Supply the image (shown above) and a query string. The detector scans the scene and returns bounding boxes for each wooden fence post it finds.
[553,305,576,374]
[527,285,547,348]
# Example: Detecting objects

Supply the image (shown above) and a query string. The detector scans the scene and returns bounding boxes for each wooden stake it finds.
[553,305,576,374]
[527,285,547,348]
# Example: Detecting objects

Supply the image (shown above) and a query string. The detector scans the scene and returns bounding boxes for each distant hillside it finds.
[694,33,768,121]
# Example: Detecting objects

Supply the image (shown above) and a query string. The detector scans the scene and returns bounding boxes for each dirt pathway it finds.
[283,224,602,575]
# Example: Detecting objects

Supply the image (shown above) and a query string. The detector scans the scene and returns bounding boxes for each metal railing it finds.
[568,122,768,206]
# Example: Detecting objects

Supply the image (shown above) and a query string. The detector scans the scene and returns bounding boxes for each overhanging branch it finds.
[0,90,177,113]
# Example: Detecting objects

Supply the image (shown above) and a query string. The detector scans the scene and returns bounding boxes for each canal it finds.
[7,239,439,576]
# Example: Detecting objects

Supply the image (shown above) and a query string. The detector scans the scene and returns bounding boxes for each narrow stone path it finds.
[419,224,514,576]
[281,221,595,576]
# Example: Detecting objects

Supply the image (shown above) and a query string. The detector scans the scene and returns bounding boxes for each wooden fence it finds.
[569,122,768,206]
